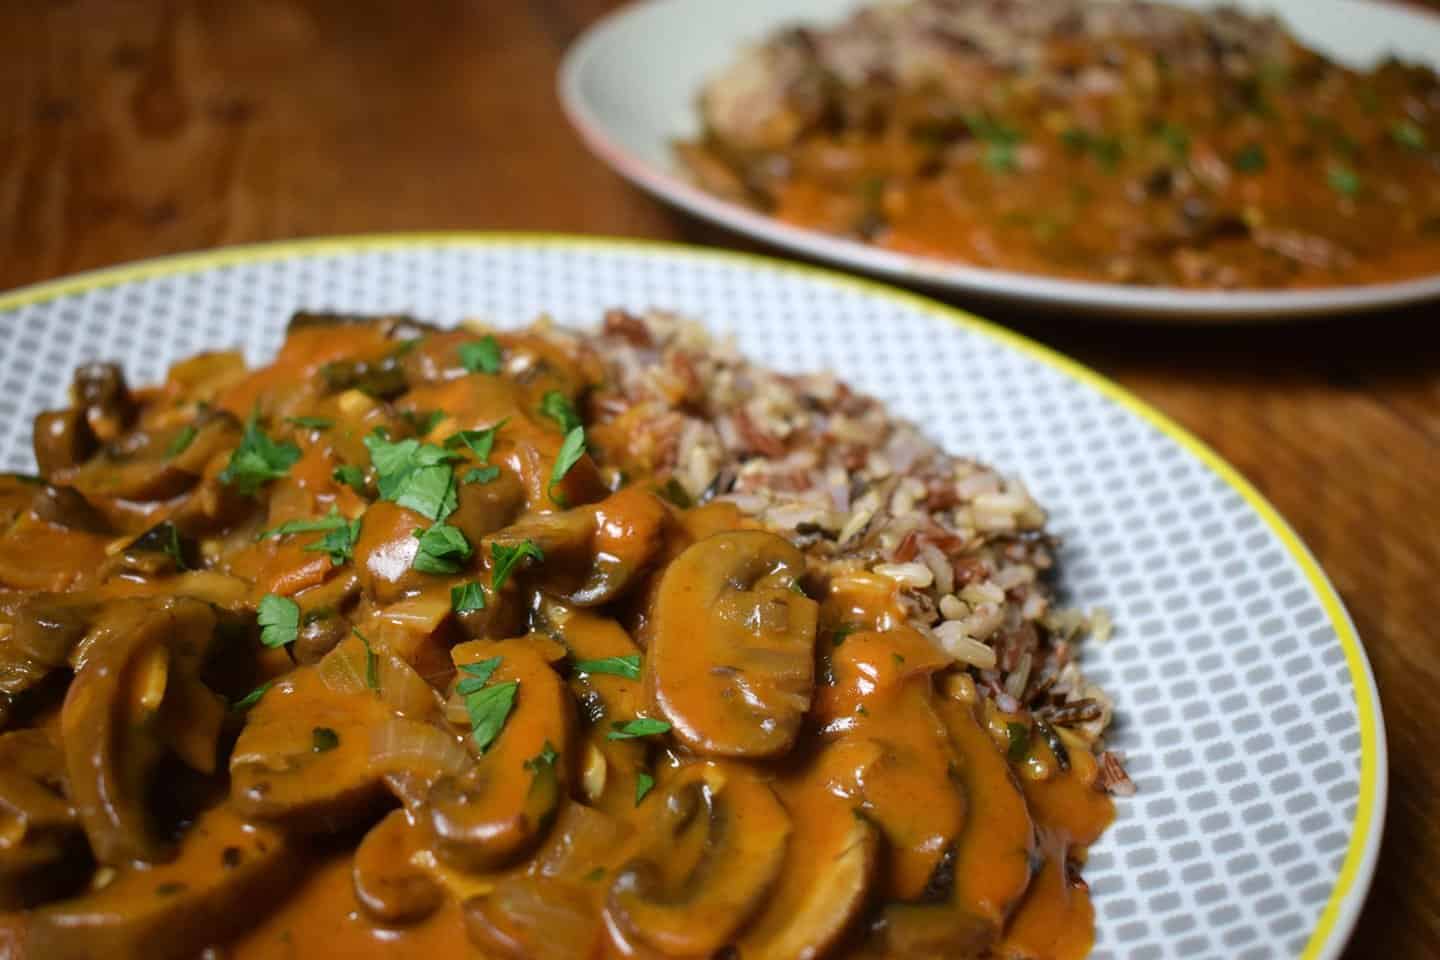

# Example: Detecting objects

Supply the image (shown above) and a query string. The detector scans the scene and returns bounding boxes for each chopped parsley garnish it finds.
[353,627,380,691]
[232,680,273,712]
[573,654,641,680]
[458,336,502,375]
[524,740,559,773]
[286,416,334,430]
[1006,721,1031,762]
[1232,143,1267,173]
[451,581,486,614]
[220,412,302,495]
[635,771,656,806]
[306,516,362,566]
[395,463,457,522]
[401,409,447,436]
[966,113,1022,173]
[257,593,299,648]
[130,522,190,570]
[445,419,506,460]
[490,539,543,590]
[1391,120,1427,151]
[332,464,367,493]
[606,718,672,741]
[412,523,473,574]
[657,477,692,508]
[1328,164,1360,197]
[456,657,502,696]
[363,430,460,521]
[467,680,519,752]
[548,426,586,505]
[464,466,500,485]
[311,727,340,752]
[1157,122,1190,158]
[540,391,583,434]
[832,624,857,647]
[257,506,349,541]
[165,425,197,458]
[892,653,906,666]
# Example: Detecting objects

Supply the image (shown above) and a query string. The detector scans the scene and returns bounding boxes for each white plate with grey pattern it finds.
[0,235,1385,958]
[559,0,1440,320]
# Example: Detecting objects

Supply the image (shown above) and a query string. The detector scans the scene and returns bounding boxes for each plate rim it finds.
[556,0,1440,321]
[0,231,1388,956]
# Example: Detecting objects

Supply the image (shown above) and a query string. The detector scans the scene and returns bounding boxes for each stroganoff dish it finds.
[0,310,1126,959]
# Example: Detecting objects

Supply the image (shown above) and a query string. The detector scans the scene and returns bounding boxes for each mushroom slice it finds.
[426,641,575,873]
[229,663,392,835]
[33,410,99,476]
[607,763,791,956]
[648,531,818,757]
[464,875,602,960]
[61,598,220,864]
[352,809,444,925]
[737,789,879,960]
[0,730,87,909]
[28,806,296,960]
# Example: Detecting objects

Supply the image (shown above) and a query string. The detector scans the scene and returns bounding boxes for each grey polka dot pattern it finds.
[0,239,1382,958]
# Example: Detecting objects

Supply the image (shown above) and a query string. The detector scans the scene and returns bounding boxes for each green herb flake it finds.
[464,466,501,485]
[583,867,606,883]
[412,523,473,575]
[451,581,486,615]
[490,539,543,590]
[232,680,273,712]
[892,653,906,666]
[353,627,380,692]
[286,416,334,430]
[1232,143,1267,174]
[1391,120,1427,151]
[833,624,857,647]
[305,516,362,566]
[524,740,559,773]
[635,771,656,806]
[445,419,507,462]
[220,412,302,495]
[165,425,197,458]
[456,657,502,695]
[1006,721,1031,762]
[573,654,641,680]
[402,409,447,436]
[332,464,367,494]
[458,336,502,375]
[311,727,340,752]
[257,505,349,541]
[467,680,519,752]
[606,717,672,741]
[155,882,187,897]
[1328,164,1360,197]
[548,426,587,505]
[363,430,460,503]
[395,464,457,522]
[539,391,583,434]
[257,593,300,648]
[657,477,692,508]
[1158,122,1191,158]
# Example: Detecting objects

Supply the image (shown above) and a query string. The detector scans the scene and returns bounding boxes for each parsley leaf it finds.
[540,391,582,434]
[413,523,472,574]
[353,627,380,692]
[396,464,457,521]
[445,419,506,462]
[464,466,500,485]
[1391,120,1427,151]
[220,412,301,495]
[635,771,655,806]
[364,430,460,520]
[490,540,543,590]
[467,680,519,752]
[573,655,641,680]
[232,680,273,712]
[332,464,367,494]
[456,657,502,695]
[1328,164,1360,197]
[607,718,672,741]
[458,336,502,375]
[548,426,586,505]
[1232,143,1267,173]
[165,425,197,458]
[1007,722,1031,762]
[305,516,361,566]
[257,505,349,541]
[524,740,559,773]
[312,727,340,752]
[286,416,334,430]
[832,624,857,647]
[257,593,299,648]
[401,409,446,436]
[451,581,486,614]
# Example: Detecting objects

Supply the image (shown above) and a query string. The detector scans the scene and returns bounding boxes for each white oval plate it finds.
[559,0,1440,321]
[0,235,1385,957]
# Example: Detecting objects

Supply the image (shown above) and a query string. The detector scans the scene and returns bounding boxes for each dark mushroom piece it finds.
[607,763,791,957]
[426,641,575,873]
[465,875,602,960]
[352,809,444,925]
[0,730,88,909]
[71,363,136,441]
[647,530,818,758]
[27,806,296,960]
[33,410,98,477]
[61,598,223,864]
[28,484,111,535]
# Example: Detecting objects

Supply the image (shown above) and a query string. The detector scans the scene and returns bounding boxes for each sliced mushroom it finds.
[12,594,97,675]
[352,809,444,925]
[71,363,136,440]
[229,663,392,835]
[61,598,221,864]
[0,730,88,909]
[532,802,631,882]
[607,763,790,956]
[27,805,296,960]
[737,790,879,960]
[352,500,430,604]
[33,407,99,476]
[464,875,602,960]
[28,484,111,534]
[648,531,818,757]
[426,641,575,873]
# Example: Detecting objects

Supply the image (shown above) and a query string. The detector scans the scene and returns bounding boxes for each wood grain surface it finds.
[1,1,1436,955]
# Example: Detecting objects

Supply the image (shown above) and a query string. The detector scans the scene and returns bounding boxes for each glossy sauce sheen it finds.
[0,315,1112,959]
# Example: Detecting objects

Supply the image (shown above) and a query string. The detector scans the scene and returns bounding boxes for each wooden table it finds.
[2,1,1436,954]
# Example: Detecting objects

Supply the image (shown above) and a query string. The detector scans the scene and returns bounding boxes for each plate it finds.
[0,234,1385,957]
[558,0,1440,321]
